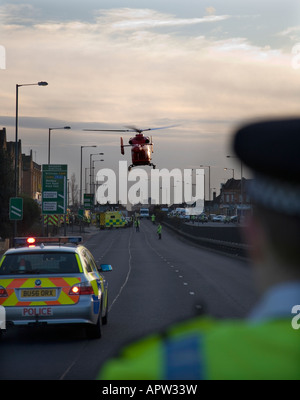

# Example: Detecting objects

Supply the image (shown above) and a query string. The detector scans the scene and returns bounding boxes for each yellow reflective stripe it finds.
[91,280,98,295]
[0,255,6,269]
[1,277,82,306]
[2,292,18,306]
[58,290,77,305]
[64,277,81,286]
[20,278,54,288]
[0,278,13,288]
[75,254,83,272]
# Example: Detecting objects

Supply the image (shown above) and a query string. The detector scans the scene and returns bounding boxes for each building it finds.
[0,127,23,194]
[22,150,42,202]
[0,127,41,201]
[219,178,252,216]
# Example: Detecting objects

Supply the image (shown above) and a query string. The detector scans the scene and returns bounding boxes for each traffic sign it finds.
[42,165,68,215]
[78,209,84,219]
[84,194,94,209]
[9,197,23,220]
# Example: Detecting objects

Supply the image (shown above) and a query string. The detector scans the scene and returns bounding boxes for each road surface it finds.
[0,220,257,380]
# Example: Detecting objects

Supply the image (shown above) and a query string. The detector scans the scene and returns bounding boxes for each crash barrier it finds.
[162,219,250,258]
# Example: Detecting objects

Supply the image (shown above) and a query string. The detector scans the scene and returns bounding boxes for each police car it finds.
[0,236,112,339]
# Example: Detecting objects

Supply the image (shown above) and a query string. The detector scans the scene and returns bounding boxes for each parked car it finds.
[212,215,226,222]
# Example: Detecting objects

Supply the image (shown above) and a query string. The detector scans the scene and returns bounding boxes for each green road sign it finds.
[9,197,23,220]
[78,209,84,219]
[42,164,68,215]
[84,194,94,209]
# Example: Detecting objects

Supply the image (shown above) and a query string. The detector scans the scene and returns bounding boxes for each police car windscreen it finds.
[0,252,79,275]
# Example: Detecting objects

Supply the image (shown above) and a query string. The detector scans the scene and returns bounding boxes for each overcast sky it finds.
[1,0,300,199]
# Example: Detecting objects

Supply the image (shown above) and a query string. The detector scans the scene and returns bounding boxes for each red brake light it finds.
[27,237,36,245]
[71,286,80,295]
[0,286,8,297]
[69,283,94,296]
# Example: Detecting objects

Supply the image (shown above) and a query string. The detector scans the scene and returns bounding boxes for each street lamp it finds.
[90,153,104,193]
[48,126,71,164]
[227,155,243,215]
[80,145,97,207]
[93,159,105,195]
[224,167,235,178]
[15,81,48,197]
[200,165,211,201]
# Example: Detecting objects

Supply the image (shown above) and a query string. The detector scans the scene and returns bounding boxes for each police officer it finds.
[99,118,300,380]
[134,218,140,232]
[151,214,156,225]
[157,223,162,239]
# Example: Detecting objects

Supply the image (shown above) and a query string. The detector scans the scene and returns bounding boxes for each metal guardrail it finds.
[162,221,251,259]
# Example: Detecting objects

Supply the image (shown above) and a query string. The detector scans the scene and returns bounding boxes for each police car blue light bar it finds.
[14,237,83,246]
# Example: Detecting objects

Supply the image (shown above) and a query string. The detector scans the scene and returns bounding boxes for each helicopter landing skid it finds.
[128,164,156,171]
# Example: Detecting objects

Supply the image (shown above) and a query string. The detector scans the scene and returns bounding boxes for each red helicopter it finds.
[84,125,176,171]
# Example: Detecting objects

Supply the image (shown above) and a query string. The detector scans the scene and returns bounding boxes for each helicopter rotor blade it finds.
[124,126,143,133]
[83,124,179,133]
[144,124,179,132]
[126,124,179,133]
[83,129,133,132]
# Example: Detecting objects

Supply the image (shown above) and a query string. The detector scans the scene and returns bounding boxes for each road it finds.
[0,220,258,380]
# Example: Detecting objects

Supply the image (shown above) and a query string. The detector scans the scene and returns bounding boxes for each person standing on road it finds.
[99,118,300,380]
[135,218,140,232]
[151,214,156,225]
[157,223,162,239]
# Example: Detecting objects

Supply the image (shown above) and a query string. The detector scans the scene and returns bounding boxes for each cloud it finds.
[0,7,295,128]
[0,3,40,25]
[276,26,300,42]
[210,37,284,61]
[1,5,299,183]
[93,8,230,32]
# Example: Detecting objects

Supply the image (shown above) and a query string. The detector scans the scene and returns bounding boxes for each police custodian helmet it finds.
[233,118,300,217]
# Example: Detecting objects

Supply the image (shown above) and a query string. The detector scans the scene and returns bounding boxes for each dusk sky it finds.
[1,0,300,200]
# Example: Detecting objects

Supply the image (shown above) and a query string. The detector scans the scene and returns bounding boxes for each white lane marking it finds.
[108,229,133,312]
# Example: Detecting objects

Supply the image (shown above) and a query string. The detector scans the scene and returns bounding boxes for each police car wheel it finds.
[86,315,102,339]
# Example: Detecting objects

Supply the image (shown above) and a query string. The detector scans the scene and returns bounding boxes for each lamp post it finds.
[92,159,104,197]
[47,126,70,237]
[15,81,48,197]
[224,167,235,178]
[48,126,71,164]
[80,145,97,207]
[14,81,48,238]
[200,165,211,201]
[90,153,104,194]
[227,155,243,217]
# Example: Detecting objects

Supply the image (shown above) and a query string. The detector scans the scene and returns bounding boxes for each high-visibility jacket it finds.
[157,225,162,234]
[99,317,300,380]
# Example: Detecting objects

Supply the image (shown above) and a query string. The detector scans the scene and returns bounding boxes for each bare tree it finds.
[69,173,79,208]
